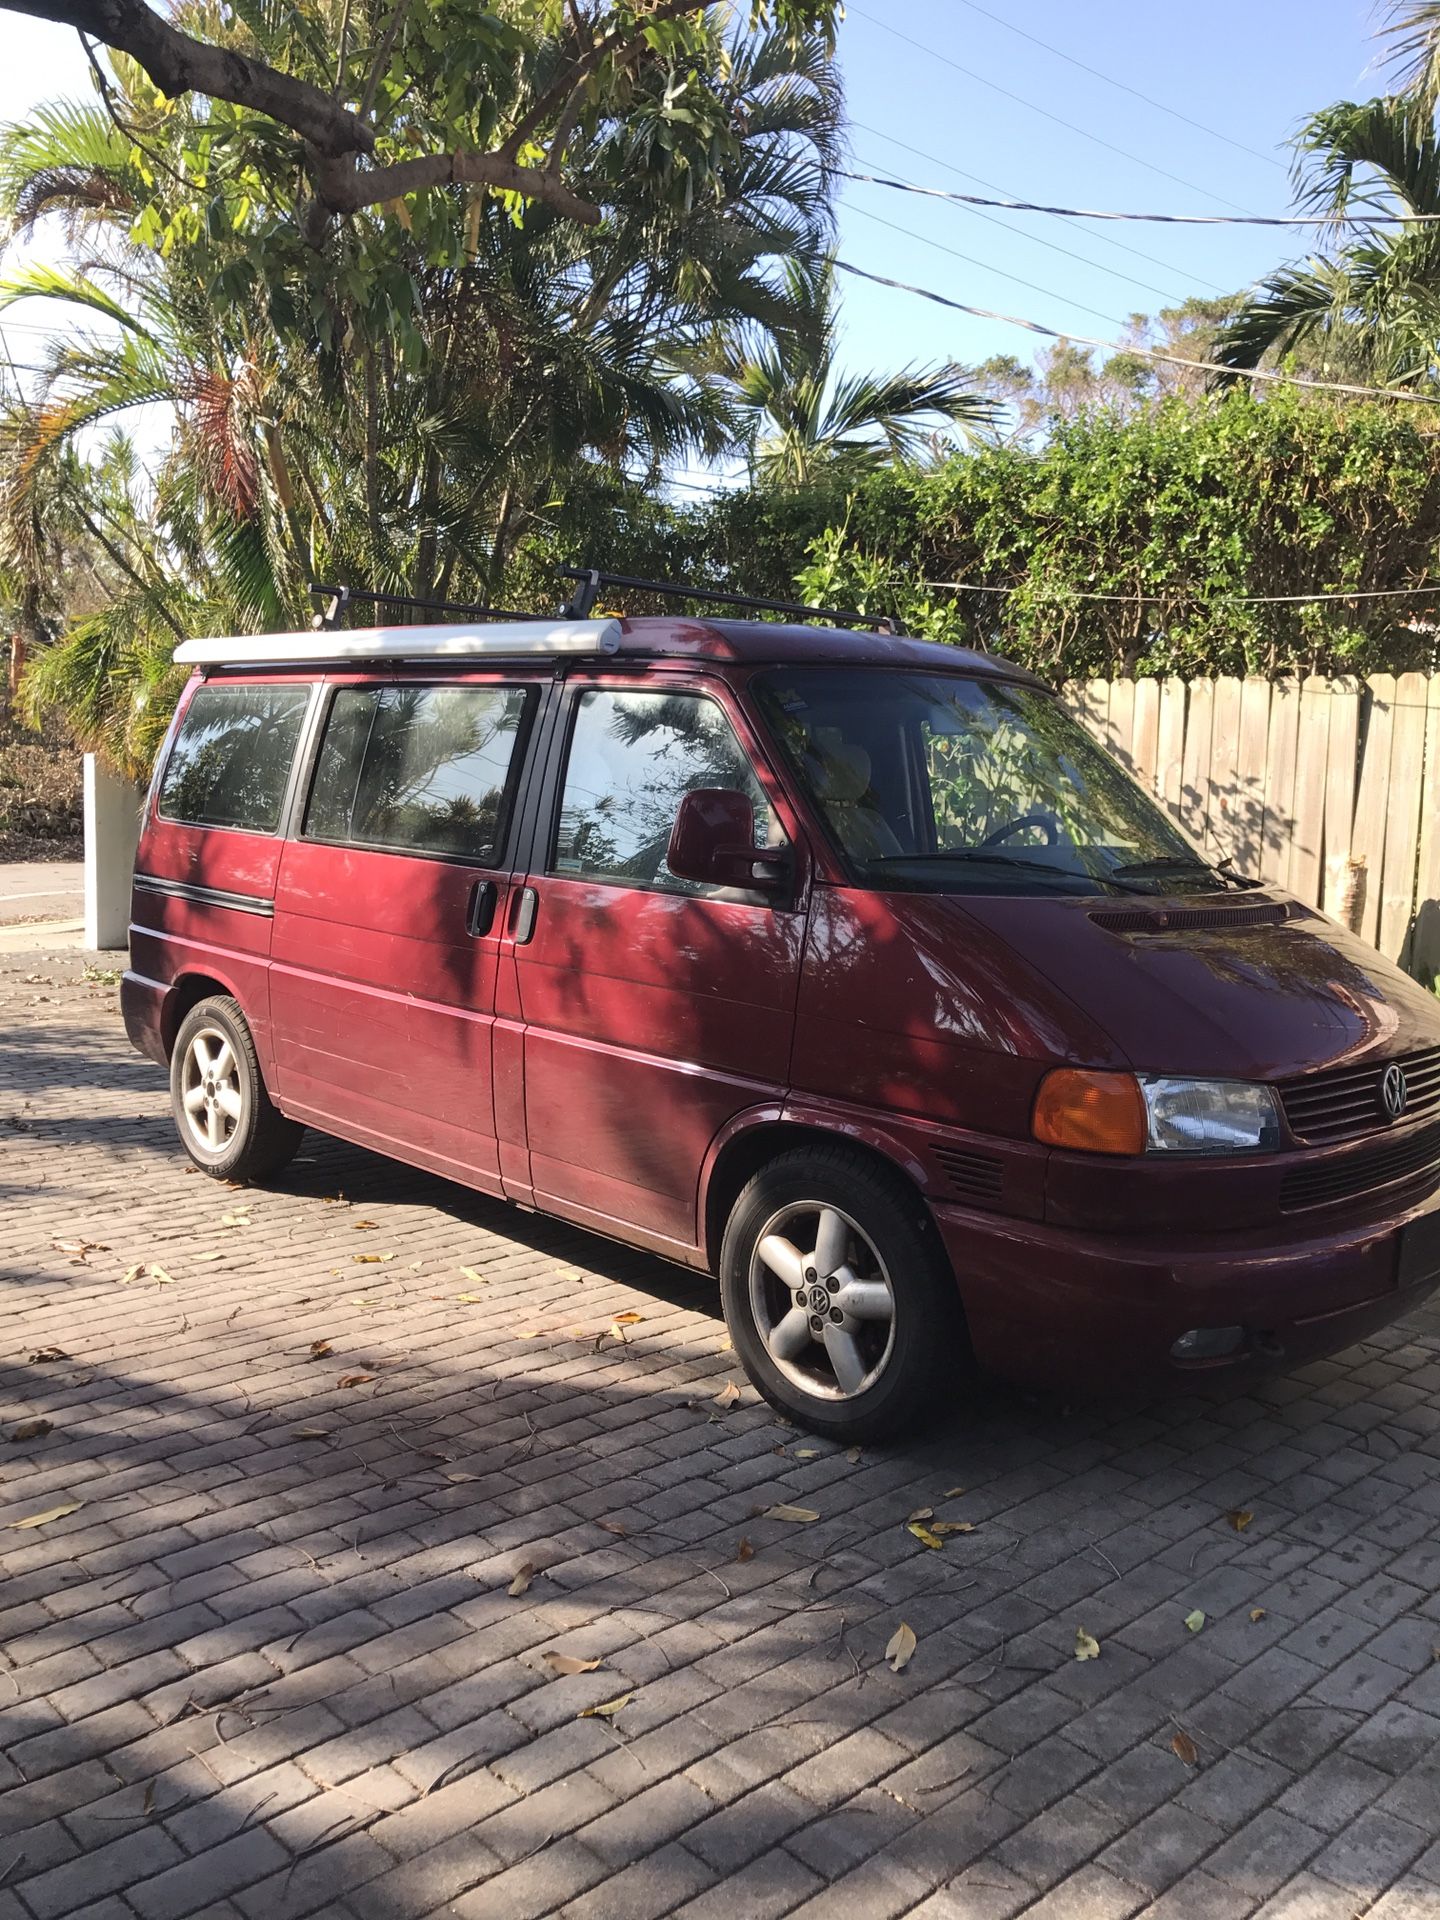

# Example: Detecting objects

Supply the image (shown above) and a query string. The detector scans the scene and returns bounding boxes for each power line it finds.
[850,119,1229,298]
[848,147,1190,306]
[844,3,1255,216]
[946,0,1286,171]
[845,201,1131,332]
[832,256,1440,406]
[840,168,1440,228]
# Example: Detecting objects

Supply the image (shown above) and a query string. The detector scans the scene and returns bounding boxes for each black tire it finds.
[169,995,303,1183]
[718,1143,964,1442]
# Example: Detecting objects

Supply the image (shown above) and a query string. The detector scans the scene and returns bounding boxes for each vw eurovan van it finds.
[122,598,1440,1438]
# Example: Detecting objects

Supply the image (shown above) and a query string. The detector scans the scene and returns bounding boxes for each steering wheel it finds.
[978,810,1060,849]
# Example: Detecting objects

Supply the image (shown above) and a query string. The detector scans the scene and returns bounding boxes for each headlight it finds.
[1139,1076,1281,1154]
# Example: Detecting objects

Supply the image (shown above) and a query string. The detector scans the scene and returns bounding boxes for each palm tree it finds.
[717,259,993,487]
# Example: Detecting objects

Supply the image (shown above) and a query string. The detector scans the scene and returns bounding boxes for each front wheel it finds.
[170,995,303,1183]
[719,1145,963,1442]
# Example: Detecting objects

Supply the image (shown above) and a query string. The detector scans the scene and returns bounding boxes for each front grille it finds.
[1089,904,1289,935]
[1280,1121,1440,1212]
[932,1145,1004,1205]
[1278,1046,1440,1146]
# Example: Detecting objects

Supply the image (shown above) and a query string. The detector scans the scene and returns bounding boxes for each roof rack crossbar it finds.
[557,566,905,636]
[309,581,553,632]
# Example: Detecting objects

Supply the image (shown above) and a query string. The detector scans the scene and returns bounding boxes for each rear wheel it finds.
[719,1144,962,1441]
[170,995,302,1182]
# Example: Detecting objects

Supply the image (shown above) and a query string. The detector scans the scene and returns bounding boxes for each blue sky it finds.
[0,2,1396,442]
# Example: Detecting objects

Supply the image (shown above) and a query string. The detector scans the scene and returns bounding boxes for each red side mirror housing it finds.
[667,788,787,892]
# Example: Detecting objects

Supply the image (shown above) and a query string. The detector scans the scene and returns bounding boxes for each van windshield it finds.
[752,668,1231,895]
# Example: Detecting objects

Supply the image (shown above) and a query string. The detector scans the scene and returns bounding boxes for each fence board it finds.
[1081,679,1110,746]
[1157,677,1186,821]
[1351,675,1394,948]
[1107,677,1136,771]
[1261,679,1300,888]
[1234,679,1272,879]
[1131,679,1160,792]
[1379,671,1429,962]
[1289,676,1329,909]
[1181,678,1214,846]
[1323,677,1361,918]
[1410,675,1440,981]
[1208,677,1242,859]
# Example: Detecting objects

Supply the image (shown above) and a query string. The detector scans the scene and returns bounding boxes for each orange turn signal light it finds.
[1033,1069,1147,1156]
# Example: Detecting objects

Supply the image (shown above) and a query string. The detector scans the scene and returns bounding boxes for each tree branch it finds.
[309,148,600,224]
[502,0,710,160]
[6,0,374,156]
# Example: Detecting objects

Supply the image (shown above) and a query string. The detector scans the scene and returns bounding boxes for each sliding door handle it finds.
[512,885,539,945]
[466,879,498,938]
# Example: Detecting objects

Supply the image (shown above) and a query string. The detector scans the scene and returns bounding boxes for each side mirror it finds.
[667,788,788,892]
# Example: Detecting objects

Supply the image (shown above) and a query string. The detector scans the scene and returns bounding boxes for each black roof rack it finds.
[558,566,906,635]
[308,582,554,632]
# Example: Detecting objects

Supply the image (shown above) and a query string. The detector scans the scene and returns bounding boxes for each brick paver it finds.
[3,939,1440,1919]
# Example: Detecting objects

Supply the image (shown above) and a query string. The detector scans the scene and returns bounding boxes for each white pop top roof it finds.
[173,619,623,667]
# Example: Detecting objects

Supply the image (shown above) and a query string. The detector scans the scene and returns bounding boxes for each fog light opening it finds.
[1170,1325,1246,1362]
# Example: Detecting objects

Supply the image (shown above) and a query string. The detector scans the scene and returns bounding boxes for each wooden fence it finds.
[1060,673,1440,979]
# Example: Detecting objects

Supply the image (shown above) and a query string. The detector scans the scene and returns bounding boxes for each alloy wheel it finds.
[748,1200,897,1400]
[178,1025,243,1154]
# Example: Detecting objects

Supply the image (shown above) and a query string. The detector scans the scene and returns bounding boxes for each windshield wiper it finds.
[865,850,1153,895]
[1111,854,1260,890]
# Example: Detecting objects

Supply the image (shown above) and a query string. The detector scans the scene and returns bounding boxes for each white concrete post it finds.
[83,754,144,951]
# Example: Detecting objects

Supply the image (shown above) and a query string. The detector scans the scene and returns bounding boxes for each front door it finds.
[269,673,542,1193]
[510,677,808,1251]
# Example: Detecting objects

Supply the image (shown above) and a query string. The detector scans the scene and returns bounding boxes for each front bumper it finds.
[934,1184,1440,1391]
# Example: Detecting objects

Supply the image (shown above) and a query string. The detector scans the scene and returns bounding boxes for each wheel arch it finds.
[700,1110,938,1274]
[161,971,246,1060]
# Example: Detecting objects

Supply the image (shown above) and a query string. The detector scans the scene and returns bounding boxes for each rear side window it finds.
[304,684,532,863]
[158,683,310,833]
[552,688,775,893]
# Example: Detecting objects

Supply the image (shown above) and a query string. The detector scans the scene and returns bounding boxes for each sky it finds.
[0,1,1402,471]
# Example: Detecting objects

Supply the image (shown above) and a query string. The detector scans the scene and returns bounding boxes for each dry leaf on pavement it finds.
[1184,1610,1206,1634]
[845,1447,862,1464]
[943,1486,966,1497]
[28,1347,68,1363]
[764,1505,819,1524]
[578,1693,632,1719]
[713,1381,742,1409]
[542,1652,603,1677]
[1171,1730,1199,1765]
[611,1312,643,1326]
[508,1562,538,1597]
[886,1622,917,1673]
[1249,1608,1267,1623]
[930,1521,976,1536]
[308,1341,333,1360]
[353,1253,395,1265]
[10,1419,53,1442]
[907,1522,944,1550]
[220,1211,250,1228]
[337,1372,375,1389]
[8,1500,82,1530]
[291,1428,330,1440]
[1075,1627,1101,1661]
[907,1507,934,1523]
[1226,1510,1254,1532]
[735,1537,754,1562]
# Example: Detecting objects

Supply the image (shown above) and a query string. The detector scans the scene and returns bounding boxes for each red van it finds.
[122,582,1440,1438]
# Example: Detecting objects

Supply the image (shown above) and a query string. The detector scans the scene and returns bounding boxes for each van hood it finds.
[950,890,1440,1079]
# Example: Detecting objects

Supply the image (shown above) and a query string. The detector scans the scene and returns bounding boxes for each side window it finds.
[552,688,777,894]
[303,684,532,863]
[158,683,310,833]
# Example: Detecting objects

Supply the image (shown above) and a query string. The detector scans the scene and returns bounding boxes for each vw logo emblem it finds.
[808,1285,830,1314]
[1380,1063,1409,1122]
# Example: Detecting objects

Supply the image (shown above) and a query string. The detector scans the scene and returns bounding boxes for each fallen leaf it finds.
[908,1522,944,1550]
[508,1562,538,1597]
[1184,1610,1206,1634]
[193,1250,223,1264]
[578,1692,632,1719]
[598,1520,628,1537]
[352,1220,379,1230]
[517,1329,543,1340]
[1075,1627,1101,1661]
[713,1381,742,1409]
[1226,1510,1254,1532]
[456,1293,488,1304]
[7,1500,82,1530]
[542,1652,602,1677]
[149,1265,175,1286]
[611,1311,643,1326]
[120,1263,145,1286]
[1171,1730,1199,1766]
[845,1447,862,1464]
[337,1372,375,1389]
[885,1621,917,1673]
[907,1506,935,1523]
[795,1448,820,1460]
[28,1347,68,1363]
[735,1536,754,1562]
[459,1267,489,1285]
[943,1486,966,1497]
[220,1211,250,1227]
[308,1340,333,1360]
[10,1419,53,1442]
[930,1521,976,1536]
[349,1297,382,1308]
[352,1253,395,1265]
[291,1428,330,1440]
[1249,1608,1267,1623]
[765,1504,819,1524]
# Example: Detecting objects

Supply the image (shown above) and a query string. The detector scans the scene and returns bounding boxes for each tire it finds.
[719,1143,964,1442]
[169,995,303,1183]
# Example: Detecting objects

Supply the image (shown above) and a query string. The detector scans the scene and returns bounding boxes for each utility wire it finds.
[844,3,1255,216]
[840,168,1440,228]
[845,201,1131,332]
[850,119,1228,296]
[848,146,1190,306]
[833,256,1440,406]
[947,0,1285,171]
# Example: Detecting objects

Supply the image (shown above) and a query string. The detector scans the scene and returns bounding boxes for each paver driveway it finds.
[3,938,1440,1920]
